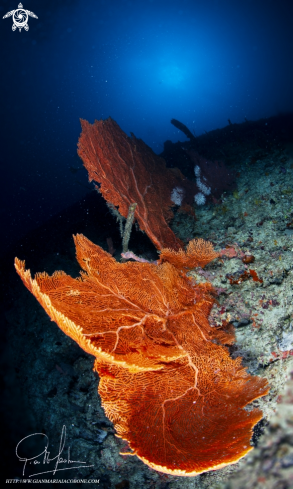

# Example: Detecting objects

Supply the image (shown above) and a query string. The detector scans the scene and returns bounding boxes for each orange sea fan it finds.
[14,234,269,476]
[159,238,219,269]
[78,117,185,251]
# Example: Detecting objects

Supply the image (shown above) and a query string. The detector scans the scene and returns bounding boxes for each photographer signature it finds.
[16,425,94,477]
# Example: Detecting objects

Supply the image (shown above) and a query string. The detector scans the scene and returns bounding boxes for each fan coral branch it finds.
[159,238,219,269]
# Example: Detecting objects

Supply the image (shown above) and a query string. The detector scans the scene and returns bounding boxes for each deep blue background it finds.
[1,0,293,254]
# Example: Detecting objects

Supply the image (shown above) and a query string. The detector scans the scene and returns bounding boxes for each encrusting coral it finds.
[15,235,269,476]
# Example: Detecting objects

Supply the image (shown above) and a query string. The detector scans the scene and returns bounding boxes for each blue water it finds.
[1,0,293,254]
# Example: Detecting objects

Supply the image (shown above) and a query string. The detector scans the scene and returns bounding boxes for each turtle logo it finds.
[3,3,38,32]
